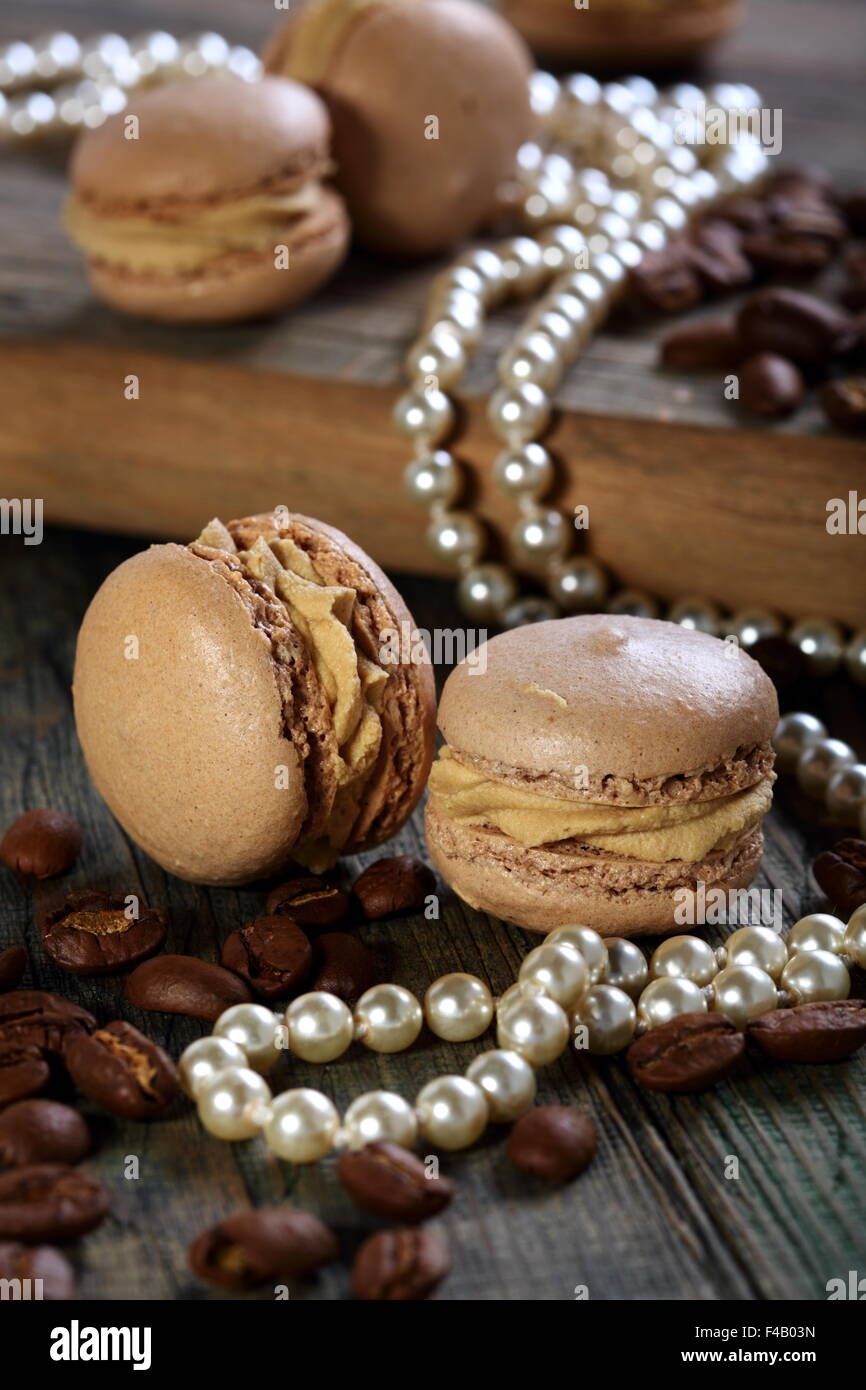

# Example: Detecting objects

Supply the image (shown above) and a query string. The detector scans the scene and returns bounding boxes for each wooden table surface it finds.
[1,526,865,1303]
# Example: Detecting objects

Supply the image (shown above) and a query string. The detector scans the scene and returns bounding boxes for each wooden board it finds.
[1,525,865,1303]
[1,0,866,624]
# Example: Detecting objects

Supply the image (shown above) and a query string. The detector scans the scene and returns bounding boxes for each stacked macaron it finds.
[425,615,778,934]
[73,513,435,884]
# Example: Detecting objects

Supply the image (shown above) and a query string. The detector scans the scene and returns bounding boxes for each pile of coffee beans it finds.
[643,167,866,432]
[813,838,866,918]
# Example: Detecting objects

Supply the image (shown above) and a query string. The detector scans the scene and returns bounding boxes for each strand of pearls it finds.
[774,711,866,833]
[0,31,260,141]
[180,912,864,1162]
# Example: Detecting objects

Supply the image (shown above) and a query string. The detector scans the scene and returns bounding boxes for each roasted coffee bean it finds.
[765,164,836,199]
[738,288,858,366]
[0,1043,50,1111]
[0,1100,90,1167]
[40,889,167,977]
[660,317,743,369]
[353,855,436,920]
[189,1207,338,1291]
[714,195,770,234]
[266,876,352,930]
[338,1142,454,1222]
[748,1000,866,1063]
[742,229,834,274]
[0,946,27,993]
[63,1021,180,1121]
[0,1163,109,1242]
[124,955,251,1023]
[813,838,866,916]
[739,352,804,418]
[221,916,312,1000]
[627,1012,746,1092]
[310,932,374,1005]
[0,1241,76,1299]
[0,809,81,880]
[0,990,95,1054]
[352,1227,450,1301]
[507,1105,598,1181]
[687,218,752,292]
[629,243,703,314]
[820,377,866,433]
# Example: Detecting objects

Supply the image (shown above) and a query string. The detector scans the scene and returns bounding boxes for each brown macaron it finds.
[501,0,742,68]
[73,513,435,885]
[264,0,533,256]
[64,75,350,323]
[425,615,778,935]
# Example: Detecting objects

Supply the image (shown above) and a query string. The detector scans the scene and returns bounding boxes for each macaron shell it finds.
[70,75,333,208]
[501,0,741,64]
[438,615,779,792]
[73,544,308,885]
[84,187,350,325]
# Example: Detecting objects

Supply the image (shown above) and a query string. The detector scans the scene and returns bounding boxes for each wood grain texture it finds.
[1,526,864,1302]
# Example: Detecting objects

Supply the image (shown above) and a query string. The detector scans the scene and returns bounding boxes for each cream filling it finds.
[64,184,322,273]
[195,518,388,870]
[280,0,396,85]
[428,747,774,862]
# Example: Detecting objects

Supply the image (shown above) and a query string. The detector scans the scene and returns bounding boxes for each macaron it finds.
[425,615,778,935]
[263,0,533,256]
[64,75,350,323]
[73,512,436,885]
[501,0,741,67]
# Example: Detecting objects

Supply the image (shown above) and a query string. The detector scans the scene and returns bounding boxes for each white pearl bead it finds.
[405,326,466,390]
[572,984,637,1054]
[546,926,607,982]
[424,287,483,334]
[537,224,588,275]
[488,384,551,446]
[501,596,558,628]
[454,248,506,307]
[393,387,454,447]
[355,984,423,1053]
[285,992,354,1063]
[416,1075,489,1150]
[496,994,570,1065]
[844,630,866,685]
[787,913,847,955]
[495,982,528,1015]
[772,712,828,773]
[213,1004,281,1073]
[499,332,563,392]
[607,589,659,619]
[603,938,648,998]
[667,597,720,634]
[197,1066,271,1141]
[510,508,568,571]
[843,905,866,968]
[796,738,857,799]
[638,977,706,1029]
[781,949,850,1004]
[457,563,517,621]
[548,290,591,339]
[519,942,589,1009]
[424,973,493,1042]
[724,926,788,980]
[593,251,628,296]
[547,556,608,612]
[179,1036,248,1099]
[556,270,609,324]
[725,608,784,648]
[529,70,561,124]
[343,1091,418,1150]
[493,442,553,499]
[650,936,718,987]
[711,965,778,1029]
[788,618,844,677]
[263,1088,339,1163]
[404,449,461,507]
[428,265,486,301]
[464,1049,536,1122]
[426,509,485,566]
[497,236,548,297]
[527,308,581,361]
[826,765,866,825]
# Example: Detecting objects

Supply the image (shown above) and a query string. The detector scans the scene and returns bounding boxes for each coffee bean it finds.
[714,195,771,234]
[0,990,95,1054]
[221,916,312,1000]
[0,1241,76,1299]
[820,377,866,433]
[124,955,251,1023]
[310,932,374,1005]
[0,1164,109,1242]
[813,838,866,917]
[352,1227,450,1301]
[266,876,352,930]
[338,1142,454,1222]
[0,1043,50,1111]
[630,243,703,314]
[627,1012,746,1092]
[353,855,436,920]
[0,946,27,993]
[660,317,743,370]
[687,218,752,292]
[739,353,804,418]
[748,1000,866,1063]
[0,1100,90,1167]
[40,890,167,977]
[507,1105,598,1181]
[63,1021,181,1121]
[742,229,834,275]
[189,1207,338,1291]
[0,809,81,880]
[738,288,858,365]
